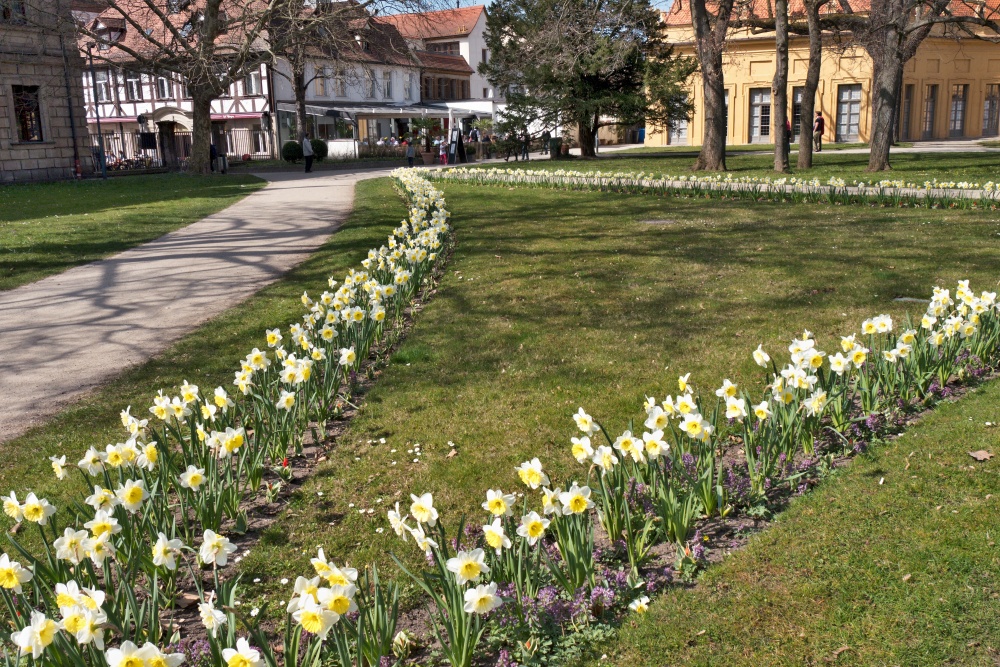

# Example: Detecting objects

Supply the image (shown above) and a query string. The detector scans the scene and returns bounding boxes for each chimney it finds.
[456,0,460,7]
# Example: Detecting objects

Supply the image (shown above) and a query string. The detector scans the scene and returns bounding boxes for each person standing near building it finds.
[521,128,530,161]
[541,129,551,155]
[302,133,314,173]
[813,111,825,152]
[405,142,415,167]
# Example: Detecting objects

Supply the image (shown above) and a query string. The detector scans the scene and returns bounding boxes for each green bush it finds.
[310,138,328,161]
[281,140,303,162]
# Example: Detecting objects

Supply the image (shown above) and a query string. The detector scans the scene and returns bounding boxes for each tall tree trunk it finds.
[578,114,598,157]
[293,67,308,143]
[190,92,213,175]
[867,51,903,171]
[772,0,790,172]
[797,0,823,169]
[690,0,734,171]
[695,60,727,170]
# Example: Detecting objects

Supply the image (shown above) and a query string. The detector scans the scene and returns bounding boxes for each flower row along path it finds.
[0,167,395,443]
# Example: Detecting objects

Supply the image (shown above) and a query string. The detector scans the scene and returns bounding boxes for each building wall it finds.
[0,1,90,182]
[422,12,494,100]
[647,28,1000,147]
[271,60,421,107]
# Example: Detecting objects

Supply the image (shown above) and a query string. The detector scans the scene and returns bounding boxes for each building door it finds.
[836,84,862,142]
[900,84,913,141]
[922,84,938,139]
[791,87,804,143]
[984,84,1000,137]
[949,84,968,137]
[749,88,771,143]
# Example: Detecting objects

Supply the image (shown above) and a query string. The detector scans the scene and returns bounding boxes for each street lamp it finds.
[86,42,108,180]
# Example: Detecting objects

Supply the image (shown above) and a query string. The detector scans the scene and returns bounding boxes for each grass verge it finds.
[606,378,1000,666]
[0,173,265,290]
[0,178,403,513]
[230,184,1000,611]
[490,150,1000,185]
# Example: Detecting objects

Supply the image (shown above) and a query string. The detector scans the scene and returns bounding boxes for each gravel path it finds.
[0,168,394,443]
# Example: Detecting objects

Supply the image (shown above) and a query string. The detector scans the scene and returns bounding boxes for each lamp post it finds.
[86,43,107,180]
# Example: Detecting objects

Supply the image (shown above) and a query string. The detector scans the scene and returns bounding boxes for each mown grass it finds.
[606,379,1000,666]
[0,178,404,520]
[228,185,1000,605]
[4,179,1000,661]
[0,173,265,290]
[492,150,1000,186]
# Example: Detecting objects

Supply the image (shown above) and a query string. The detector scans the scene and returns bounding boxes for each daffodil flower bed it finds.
[428,167,1000,209]
[2,168,999,667]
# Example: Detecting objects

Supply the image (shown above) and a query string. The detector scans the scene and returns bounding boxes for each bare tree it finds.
[796,0,826,168]
[64,0,280,174]
[265,0,424,147]
[687,0,737,171]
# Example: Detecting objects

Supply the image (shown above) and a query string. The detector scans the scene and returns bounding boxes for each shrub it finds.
[310,138,328,161]
[282,140,303,162]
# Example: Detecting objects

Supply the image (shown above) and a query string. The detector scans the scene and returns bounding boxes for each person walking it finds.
[302,133,314,173]
[813,111,825,153]
[784,118,791,159]
[521,129,530,161]
[482,132,492,159]
[541,129,551,155]
[405,142,415,167]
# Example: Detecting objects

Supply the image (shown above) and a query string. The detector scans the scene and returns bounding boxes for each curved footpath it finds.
[0,167,395,443]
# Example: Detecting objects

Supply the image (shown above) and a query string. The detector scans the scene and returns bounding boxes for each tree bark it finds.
[797,0,823,169]
[690,0,734,171]
[695,60,728,170]
[578,114,598,157]
[772,0,790,172]
[190,92,213,175]
[867,50,903,171]
[293,67,308,144]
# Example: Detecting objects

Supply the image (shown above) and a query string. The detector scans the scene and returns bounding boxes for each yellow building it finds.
[647,7,1000,147]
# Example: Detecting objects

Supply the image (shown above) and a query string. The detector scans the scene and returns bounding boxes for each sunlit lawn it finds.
[0,173,264,290]
[3,177,1000,663]
[493,149,1000,186]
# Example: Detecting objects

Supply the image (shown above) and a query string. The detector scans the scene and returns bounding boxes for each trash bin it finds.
[549,137,562,160]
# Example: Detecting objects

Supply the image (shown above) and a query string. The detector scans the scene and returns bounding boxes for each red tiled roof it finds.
[381,5,485,40]
[413,50,474,74]
[663,0,1000,26]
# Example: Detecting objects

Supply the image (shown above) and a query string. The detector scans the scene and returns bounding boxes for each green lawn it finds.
[500,150,1000,185]
[3,178,999,662]
[607,380,1000,666]
[0,174,265,290]
[608,140,900,155]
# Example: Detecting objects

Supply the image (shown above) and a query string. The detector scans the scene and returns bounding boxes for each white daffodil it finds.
[409,492,439,526]
[516,511,550,546]
[464,582,502,615]
[11,610,57,658]
[0,553,33,593]
[199,596,228,637]
[152,532,184,571]
[115,479,148,513]
[515,458,550,489]
[559,483,595,515]
[200,529,237,567]
[482,489,515,517]
[482,518,512,555]
[54,527,89,565]
[446,549,489,585]
[570,436,594,463]
[223,638,263,667]
[179,465,206,491]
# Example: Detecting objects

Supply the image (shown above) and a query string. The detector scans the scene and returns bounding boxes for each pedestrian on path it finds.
[405,142,415,167]
[813,112,825,153]
[302,133,314,173]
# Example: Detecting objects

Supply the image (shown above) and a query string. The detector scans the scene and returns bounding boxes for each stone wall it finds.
[0,1,91,183]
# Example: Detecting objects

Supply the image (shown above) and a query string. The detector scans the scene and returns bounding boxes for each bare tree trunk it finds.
[695,61,728,170]
[773,0,790,172]
[578,114,598,157]
[867,51,903,171]
[797,0,823,169]
[690,0,734,171]
[190,92,213,175]
[293,67,308,142]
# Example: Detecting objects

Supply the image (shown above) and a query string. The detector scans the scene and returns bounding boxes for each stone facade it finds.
[0,0,91,182]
